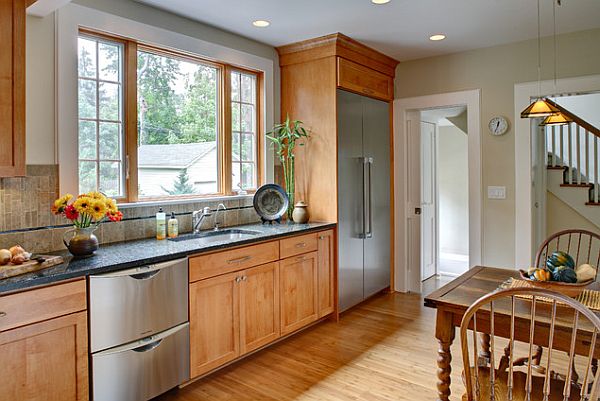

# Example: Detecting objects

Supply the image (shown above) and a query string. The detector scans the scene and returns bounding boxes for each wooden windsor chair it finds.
[529,230,600,370]
[460,287,600,401]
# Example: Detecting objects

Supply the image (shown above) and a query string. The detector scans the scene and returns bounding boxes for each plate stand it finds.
[261,217,281,225]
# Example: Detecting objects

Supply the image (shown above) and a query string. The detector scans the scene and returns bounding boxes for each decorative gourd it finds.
[575,264,597,282]
[552,266,578,283]
[530,268,551,281]
[546,251,575,272]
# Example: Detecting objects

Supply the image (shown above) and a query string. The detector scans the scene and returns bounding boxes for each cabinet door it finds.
[337,57,393,102]
[239,262,280,354]
[189,271,240,378]
[0,0,25,177]
[0,311,89,401]
[317,230,335,318]
[280,252,319,335]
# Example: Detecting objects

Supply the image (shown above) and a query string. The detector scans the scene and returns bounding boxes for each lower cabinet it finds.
[189,271,240,378]
[189,229,335,379]
[0,280,88,401]
[189,262,280,377]
[279,251,319,335]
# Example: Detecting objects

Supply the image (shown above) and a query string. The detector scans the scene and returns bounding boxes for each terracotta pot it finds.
[63,226,99,257]
[292,201,309,224]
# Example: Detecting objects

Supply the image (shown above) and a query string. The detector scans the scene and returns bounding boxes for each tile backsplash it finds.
[0,165,260,253]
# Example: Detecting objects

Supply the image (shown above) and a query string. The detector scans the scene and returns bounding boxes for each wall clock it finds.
[488,116,509,136]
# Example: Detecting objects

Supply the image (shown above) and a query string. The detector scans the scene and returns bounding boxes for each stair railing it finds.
[544,99,600,204]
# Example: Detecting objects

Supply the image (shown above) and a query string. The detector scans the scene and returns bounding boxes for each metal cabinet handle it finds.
[295,242,307,248]
[0,312,6,318]
[227,256,251,264]
[319,235,326,240]
[235,276,242,283]
[296,256,308,262]
[242,276,248,281]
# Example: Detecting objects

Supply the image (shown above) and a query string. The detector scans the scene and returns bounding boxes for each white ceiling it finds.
[136,0,600,61]
[422,106,467,126]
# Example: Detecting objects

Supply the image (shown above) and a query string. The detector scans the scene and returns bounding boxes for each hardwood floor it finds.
[157,291,467,401]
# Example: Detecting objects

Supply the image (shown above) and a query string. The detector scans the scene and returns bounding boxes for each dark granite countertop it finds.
[0,222,336,295]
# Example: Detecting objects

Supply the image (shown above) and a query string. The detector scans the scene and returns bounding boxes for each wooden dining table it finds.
[424,266,600,401]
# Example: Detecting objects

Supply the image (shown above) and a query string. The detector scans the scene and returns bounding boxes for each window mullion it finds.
[222,66,233,195]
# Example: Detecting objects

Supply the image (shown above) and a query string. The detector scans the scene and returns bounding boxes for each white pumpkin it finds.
[576,263,597,282]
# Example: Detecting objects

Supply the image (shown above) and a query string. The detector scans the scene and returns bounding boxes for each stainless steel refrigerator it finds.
[337,89,391,311]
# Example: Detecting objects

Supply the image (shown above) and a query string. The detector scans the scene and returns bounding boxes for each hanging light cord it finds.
[537,0,542,98]
[553,0,558,95]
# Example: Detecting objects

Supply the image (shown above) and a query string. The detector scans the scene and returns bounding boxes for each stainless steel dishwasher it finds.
[90,258,189,401]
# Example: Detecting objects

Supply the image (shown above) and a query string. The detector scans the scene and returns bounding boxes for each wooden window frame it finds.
[228,67,263,194]
[77,28,264,203]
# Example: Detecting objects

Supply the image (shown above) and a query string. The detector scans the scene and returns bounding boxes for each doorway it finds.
[420,107,470,281]
[393,89,482,293]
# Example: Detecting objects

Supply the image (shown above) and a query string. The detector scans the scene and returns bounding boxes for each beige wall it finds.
[396,28,600,267]
[546,192,599,236]
[25,0,280,165]
[438,125,469,256]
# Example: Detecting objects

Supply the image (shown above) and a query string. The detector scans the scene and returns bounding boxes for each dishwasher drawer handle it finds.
[132,338,163,353]
[129,270,162,280]
[227,256,251,264]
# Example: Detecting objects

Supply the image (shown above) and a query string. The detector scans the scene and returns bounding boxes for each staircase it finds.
[544,100,600,227]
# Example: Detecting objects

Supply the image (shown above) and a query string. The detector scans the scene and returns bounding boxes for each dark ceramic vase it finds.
[63,227,99,257]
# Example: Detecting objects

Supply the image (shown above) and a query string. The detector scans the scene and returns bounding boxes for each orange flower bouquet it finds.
[52,192,123,256]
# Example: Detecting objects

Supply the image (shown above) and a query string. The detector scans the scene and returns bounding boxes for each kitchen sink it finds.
[168,228,262,243]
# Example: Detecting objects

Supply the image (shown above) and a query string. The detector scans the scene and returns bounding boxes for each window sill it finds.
[117,193,254,209]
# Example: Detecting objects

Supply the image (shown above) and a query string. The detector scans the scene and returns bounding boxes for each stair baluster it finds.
[595,136,599,203]
[576,124,582,185]
[585,128,590,185]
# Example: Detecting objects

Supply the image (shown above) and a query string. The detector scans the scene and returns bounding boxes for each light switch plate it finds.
[487,186,506,199]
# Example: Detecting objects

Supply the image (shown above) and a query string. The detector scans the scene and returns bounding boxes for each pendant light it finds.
[521,0,559,118]
[539,0,571,126]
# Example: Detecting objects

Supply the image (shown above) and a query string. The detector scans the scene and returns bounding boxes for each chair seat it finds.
[462,367,581,401]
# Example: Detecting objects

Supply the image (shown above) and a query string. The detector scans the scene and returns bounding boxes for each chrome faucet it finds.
[213,203,227,231]
[192,207,212,234]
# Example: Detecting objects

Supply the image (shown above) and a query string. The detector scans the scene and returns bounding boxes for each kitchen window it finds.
[76,31,263,202]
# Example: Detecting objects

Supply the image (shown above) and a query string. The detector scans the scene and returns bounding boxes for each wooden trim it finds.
[545,98,600,138]
[256,71,265,187]
[388,101,395,292]
[124,40,138,203]
[222,66,233,194]
[277,33,399,77]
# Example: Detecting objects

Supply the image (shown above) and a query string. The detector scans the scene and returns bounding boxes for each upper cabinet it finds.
[0,0,28,177]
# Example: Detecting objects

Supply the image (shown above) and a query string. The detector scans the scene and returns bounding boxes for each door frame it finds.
[394,89,482,293]
[514,74,600,268]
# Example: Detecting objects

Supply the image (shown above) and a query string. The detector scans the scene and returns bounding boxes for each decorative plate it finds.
[253,184,289,223]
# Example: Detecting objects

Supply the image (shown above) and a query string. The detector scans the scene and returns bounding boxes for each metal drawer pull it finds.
[235,276,242,283]
[319,235,326,240]
[295,242,307,248]
[132,338,163,353]
[296,256,308,262]
[0,312,6,318]
[227,256,251,264]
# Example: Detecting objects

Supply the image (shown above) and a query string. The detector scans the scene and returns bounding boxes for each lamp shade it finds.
[539,112,573,126]
[520,98,560,118]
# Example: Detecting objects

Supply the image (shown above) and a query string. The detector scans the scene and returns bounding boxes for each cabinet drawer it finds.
[337,57,393,101]
[189,241,279,282]
[280,233,318,259]
[0,279,87,332]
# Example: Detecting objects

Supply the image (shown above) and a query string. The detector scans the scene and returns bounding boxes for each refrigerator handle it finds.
[366,157,373,238]
[359,157,368,239]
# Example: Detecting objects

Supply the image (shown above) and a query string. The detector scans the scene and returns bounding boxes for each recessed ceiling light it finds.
[252,20,270,28]
[371,0,390,4]
[429,34,446,41]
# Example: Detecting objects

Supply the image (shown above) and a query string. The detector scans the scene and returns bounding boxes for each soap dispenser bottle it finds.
[156,207,167,240]
[168,212,179,238]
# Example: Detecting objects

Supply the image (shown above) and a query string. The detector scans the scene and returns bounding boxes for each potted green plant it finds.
[266,116,309,220]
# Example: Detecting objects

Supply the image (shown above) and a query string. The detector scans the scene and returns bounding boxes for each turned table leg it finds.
[478,333,491,367]
[435,310,456,401]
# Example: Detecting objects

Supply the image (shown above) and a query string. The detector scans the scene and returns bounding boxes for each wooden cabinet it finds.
[0,0,26,177]
[0,281,88,401]
[189,231,335,378]
[317,230,335,318]
[189,271,240,377]
[239,262,280,354]
[279,251,319,335]
[337,58,394,102]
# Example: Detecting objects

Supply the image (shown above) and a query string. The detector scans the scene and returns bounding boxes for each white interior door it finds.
[420,121,437,280]
[405,111,422,291]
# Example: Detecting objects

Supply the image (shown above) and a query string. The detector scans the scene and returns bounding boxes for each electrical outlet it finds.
[487,186,506,200]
